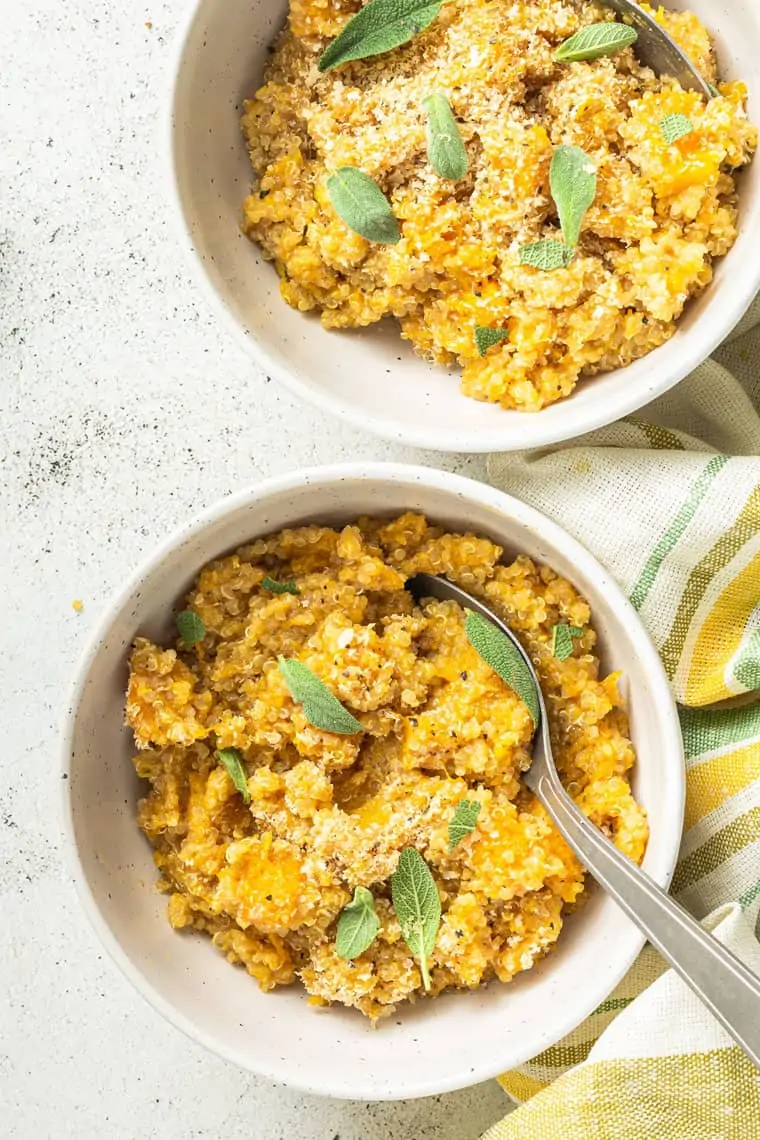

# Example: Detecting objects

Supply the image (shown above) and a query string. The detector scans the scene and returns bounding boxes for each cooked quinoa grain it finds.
[127,515,648,1021]
[240,0,756,411]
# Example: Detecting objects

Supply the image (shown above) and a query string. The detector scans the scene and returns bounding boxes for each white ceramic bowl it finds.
[62,463,684,1099]
[167,0,760,453]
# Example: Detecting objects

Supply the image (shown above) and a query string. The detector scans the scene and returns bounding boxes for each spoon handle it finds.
[534,770,760,1067]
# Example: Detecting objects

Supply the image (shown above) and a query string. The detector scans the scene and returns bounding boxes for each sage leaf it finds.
[448,799,481,850]
[319,0,443,71]
[551,623,584,662]
[659,113,695,145]
[556,21,637,62]
[465,610,540,727]
[550,145,597,250]
[277,657,364,735]
[217,748,251,804]
[335,887,381,959]
[423,93,468,180]
[707,82,720,99]
[474,325,509,356]
[262,576,300,596]
[176,610,206,645]
[326,167,400,245]
[519,240,573,272]
[391,848,441,991]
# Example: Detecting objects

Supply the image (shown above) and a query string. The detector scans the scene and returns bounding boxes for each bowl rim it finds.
[59,461,685,1098]
[164,0,760,454]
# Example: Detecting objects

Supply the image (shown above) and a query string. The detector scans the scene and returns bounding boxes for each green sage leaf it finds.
[465,610,540,727]
[550,145,597,250]
[176,610,206,645]
[335,887,381,959]
[707,82,720,99]
[326,167,400,245]
[319,0,443,72]
[659,113,695,145]
[423,92,468,180]
[448,799,481,850]
[551,623,584,662]
[556,21,637,62]
[391,848,441,991]
[519,240,574,272]
[474,325,509,356]
[217,748,251,804]
[262,576,300,596]
[277,657,364,735]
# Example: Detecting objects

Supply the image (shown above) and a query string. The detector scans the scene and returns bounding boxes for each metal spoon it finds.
[407,572,760,1067]
[600,0,714,99]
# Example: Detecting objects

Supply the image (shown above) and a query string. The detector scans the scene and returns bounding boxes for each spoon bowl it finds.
[600,0,713,98]
[406,572,554,793]
[407,571,760,1070]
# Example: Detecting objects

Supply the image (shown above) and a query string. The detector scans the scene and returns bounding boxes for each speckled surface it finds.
[0,1,511,1135]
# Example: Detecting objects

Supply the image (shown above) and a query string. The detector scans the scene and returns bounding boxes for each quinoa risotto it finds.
[126,514,648,1021]
[240,0,756,412]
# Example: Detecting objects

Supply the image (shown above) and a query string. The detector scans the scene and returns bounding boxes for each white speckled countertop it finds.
[0,2,511,1135]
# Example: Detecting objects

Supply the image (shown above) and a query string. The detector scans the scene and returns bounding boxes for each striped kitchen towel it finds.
[484,296,760,1138]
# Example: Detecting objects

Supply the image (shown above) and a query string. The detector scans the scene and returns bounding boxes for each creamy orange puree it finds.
[240,0,755,410]
[127,515,647,1020]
